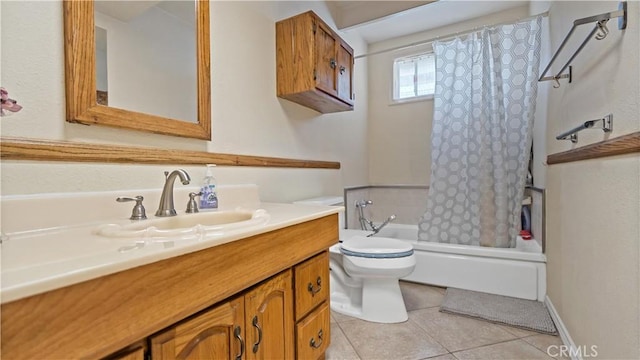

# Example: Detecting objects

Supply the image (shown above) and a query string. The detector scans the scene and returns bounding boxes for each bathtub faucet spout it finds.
[366,214,396,237]
[355,199,396,236]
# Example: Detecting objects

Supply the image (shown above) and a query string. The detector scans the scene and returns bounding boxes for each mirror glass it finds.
[64,0,210,139]
[94,1,197,123]
[95,26,108,105]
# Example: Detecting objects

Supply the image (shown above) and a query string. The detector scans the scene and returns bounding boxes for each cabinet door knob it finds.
[234,326,244,360]
[307,276,322,296]
[339,65,346,75]
[251,315,263,354]
[329,58,337,69]
[309,329,324,349]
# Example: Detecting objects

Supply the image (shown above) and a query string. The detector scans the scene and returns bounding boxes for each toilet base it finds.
[330,271,409,323]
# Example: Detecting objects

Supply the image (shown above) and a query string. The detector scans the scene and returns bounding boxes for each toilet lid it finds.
[340,236,414,259]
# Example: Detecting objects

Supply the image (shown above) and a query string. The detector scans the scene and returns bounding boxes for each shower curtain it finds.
[418,17,542,248]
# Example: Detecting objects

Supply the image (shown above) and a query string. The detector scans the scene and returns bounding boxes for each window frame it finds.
[390,51,436,105]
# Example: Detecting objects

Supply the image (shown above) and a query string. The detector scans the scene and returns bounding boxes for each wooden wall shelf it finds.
[0,137,341,169]
[547,131,640,165]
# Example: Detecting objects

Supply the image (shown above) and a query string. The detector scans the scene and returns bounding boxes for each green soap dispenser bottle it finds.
[200,164,218,210]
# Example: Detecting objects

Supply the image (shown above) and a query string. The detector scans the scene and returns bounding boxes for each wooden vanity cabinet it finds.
[149,253,331,360]
[276,11,354,113]
[1,215,338,360]
[150,271,293,360]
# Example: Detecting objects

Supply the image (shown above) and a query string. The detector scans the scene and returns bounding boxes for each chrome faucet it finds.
[367,214,396,237]
[156,169,191,217]
[355,200,373,230]
[355,199,396,237]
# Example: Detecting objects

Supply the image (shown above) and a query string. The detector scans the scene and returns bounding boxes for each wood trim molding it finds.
[547,131,640,165]
[0,137,341,169]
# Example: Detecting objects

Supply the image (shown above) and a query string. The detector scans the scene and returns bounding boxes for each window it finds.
[392,53,436,102]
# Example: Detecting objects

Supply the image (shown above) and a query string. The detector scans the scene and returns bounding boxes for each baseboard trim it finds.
[545,295,581,360]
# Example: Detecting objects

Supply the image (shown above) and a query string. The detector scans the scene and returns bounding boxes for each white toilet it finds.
[293,197,416,324]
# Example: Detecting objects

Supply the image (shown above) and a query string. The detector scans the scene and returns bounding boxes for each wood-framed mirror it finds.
[63,0,211,140]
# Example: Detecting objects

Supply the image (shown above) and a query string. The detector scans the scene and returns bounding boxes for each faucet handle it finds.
[186,192,202,214]
[116,196,147,220]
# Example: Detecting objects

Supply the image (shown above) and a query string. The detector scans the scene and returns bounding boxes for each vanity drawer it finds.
[294,251,329,320]
[296,302,330,360]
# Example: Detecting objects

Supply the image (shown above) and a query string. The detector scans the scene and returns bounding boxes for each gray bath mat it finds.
[440,288,557,335]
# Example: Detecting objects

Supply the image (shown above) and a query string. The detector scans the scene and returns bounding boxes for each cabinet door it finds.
[150,297,245,360]
[337,42,354,104]
[296,302,331,360]
[294,252,330,321]
[314,21,338,97]
[244,270,294,360]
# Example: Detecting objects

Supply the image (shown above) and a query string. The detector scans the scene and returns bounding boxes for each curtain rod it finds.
[354,10,549,59]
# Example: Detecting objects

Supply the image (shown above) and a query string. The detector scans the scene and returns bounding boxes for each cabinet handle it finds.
[309,329,324,349]
[307,276,322,296]
[251,316,262,354]
[329,58,336,69]
[339,65,346,75]
[234,326,244,360]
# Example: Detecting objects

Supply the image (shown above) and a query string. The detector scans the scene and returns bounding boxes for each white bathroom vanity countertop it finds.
[0,186,342,304]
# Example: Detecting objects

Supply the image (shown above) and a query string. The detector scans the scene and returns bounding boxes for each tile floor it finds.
[327,281,566,360]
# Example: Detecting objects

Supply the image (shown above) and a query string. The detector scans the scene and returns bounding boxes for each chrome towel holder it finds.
[539,2,628,88]
[556,114,613,143]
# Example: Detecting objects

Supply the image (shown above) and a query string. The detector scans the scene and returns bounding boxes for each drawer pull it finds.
[251,315,262,354]
[307,276,322,296]
[309,329,324,349]
[234,326,244,360]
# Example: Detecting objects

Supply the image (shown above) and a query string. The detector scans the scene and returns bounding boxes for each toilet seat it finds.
[340,236,413,259]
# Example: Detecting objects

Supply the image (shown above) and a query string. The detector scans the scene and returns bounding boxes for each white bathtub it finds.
[340,224,547,301]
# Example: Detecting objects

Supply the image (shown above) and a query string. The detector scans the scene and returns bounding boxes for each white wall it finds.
[366,5,529,185]
[0,1,369,202]
[541,1,640,358]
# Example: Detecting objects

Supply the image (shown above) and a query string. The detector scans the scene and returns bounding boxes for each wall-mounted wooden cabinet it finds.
[276,11,354,113]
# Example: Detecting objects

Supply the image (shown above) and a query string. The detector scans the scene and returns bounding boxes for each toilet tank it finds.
[293,196,344,229]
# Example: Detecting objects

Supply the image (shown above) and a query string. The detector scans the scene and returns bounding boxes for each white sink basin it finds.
[94,209,269,240]
[137,211,253,230]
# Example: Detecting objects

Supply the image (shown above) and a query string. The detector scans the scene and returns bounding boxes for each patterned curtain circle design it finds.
[418,17,542,248]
